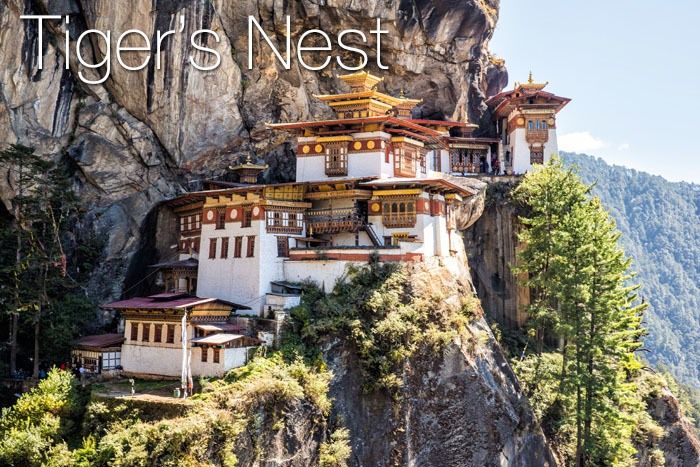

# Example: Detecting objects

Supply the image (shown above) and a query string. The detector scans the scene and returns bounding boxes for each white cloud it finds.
[617,143,630,151]
[558,131,607,153]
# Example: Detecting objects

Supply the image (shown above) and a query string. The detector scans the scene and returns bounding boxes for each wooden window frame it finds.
[142,323,150,342]
[221,237,229,259]
[530,151,544,165]
[324,142,348,176]
[277,236,289,257]
[130,322,139,342]
[242,209,252,228]
[429,195,438,216]
[432,150,441,172]
[154,323,162,343]
[213,347,220,363]
[393,144,417,177]
[201,347,208,362]
[234,236,243,258]
[266,209,303,234]
[246,236,256,257]
[208,238,217,259]
[382,199,417,228]
[215,209,226,230]
[166,324,175,344]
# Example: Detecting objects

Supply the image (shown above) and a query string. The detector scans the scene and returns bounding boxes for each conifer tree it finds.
[0,144,78,377]
[514,157,647,466]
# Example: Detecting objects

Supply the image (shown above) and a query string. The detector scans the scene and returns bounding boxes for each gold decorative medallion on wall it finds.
[252,206,260,217]
[367,140,376,150]
[206,210,214,221]
[314,144,323,153]
[302,145,310,154]
[353,141,362,150]
[548,118,555,126]
[370,202,381,213]
[230,209,238,220]
[517,117,525,126]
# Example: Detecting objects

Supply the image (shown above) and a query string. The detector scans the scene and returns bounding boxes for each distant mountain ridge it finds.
[561,152,700,387]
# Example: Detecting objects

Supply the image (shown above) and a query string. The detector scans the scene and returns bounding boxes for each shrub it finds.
[0,369,86,466]
[319,427,351,467]
[284,261,479,396]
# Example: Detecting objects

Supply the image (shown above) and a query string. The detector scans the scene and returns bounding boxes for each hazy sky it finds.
[490,0,700,183]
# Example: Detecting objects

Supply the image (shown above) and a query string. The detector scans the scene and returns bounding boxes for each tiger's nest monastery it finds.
[87,72,568,381]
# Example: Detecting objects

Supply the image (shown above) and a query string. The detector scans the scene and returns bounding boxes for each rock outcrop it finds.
[0,0,507,302]
[328,321,557,467]
[326,254,557,466]
[646,389,700,467]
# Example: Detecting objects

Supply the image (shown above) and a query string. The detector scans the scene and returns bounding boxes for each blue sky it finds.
[489,0,700,183]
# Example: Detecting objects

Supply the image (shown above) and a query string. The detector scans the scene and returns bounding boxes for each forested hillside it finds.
[562,152,700,387]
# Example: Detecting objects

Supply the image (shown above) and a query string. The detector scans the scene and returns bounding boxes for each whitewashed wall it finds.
[122,343,183,377]
[545,128,558,164]
[197,218,300,315]
[283,260,350,292]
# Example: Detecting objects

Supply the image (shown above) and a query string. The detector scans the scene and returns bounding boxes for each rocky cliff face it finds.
[325,254,557,466]
[464,179,529,328]
[0,0,507,302]
[644,389,700,467]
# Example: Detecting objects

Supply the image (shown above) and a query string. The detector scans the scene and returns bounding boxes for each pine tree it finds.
[514,157,647,465]
[0,144,79,377]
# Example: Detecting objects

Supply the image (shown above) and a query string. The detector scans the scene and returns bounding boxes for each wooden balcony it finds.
[325,157,348,176]
[306,207,363,234]
[266,222,304,235]
[394,155,416,177]
[382,213,417,228]
[526,129,549,144]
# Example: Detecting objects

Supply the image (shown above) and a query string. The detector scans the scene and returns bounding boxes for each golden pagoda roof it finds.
[514,71,548,92]
[338,71,383,91]
[229,155,268,172]
[313,89,421,107]
[314,72,422,112]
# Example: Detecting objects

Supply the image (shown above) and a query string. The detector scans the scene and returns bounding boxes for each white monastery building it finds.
[99,72,568,379]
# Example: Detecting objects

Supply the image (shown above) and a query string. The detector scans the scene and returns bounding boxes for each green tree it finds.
[514,157,647,466]
[0,144,90,377]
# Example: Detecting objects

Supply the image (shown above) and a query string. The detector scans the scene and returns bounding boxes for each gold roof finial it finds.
[516,71,548,91]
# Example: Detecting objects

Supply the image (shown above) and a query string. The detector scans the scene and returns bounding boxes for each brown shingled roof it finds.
[73,333,125,351]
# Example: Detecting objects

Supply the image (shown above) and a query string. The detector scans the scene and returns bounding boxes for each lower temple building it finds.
[71,334,124,375]
[103,293,260,378]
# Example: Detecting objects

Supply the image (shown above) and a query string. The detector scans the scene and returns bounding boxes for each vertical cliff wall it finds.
[464,180,529,328]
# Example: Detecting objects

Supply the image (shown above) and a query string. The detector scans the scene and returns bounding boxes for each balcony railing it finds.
[266,221,304,234]
[325,161,348,176]
[526,129,549,144]
[306,207,363,234]
[382,213,417,228]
